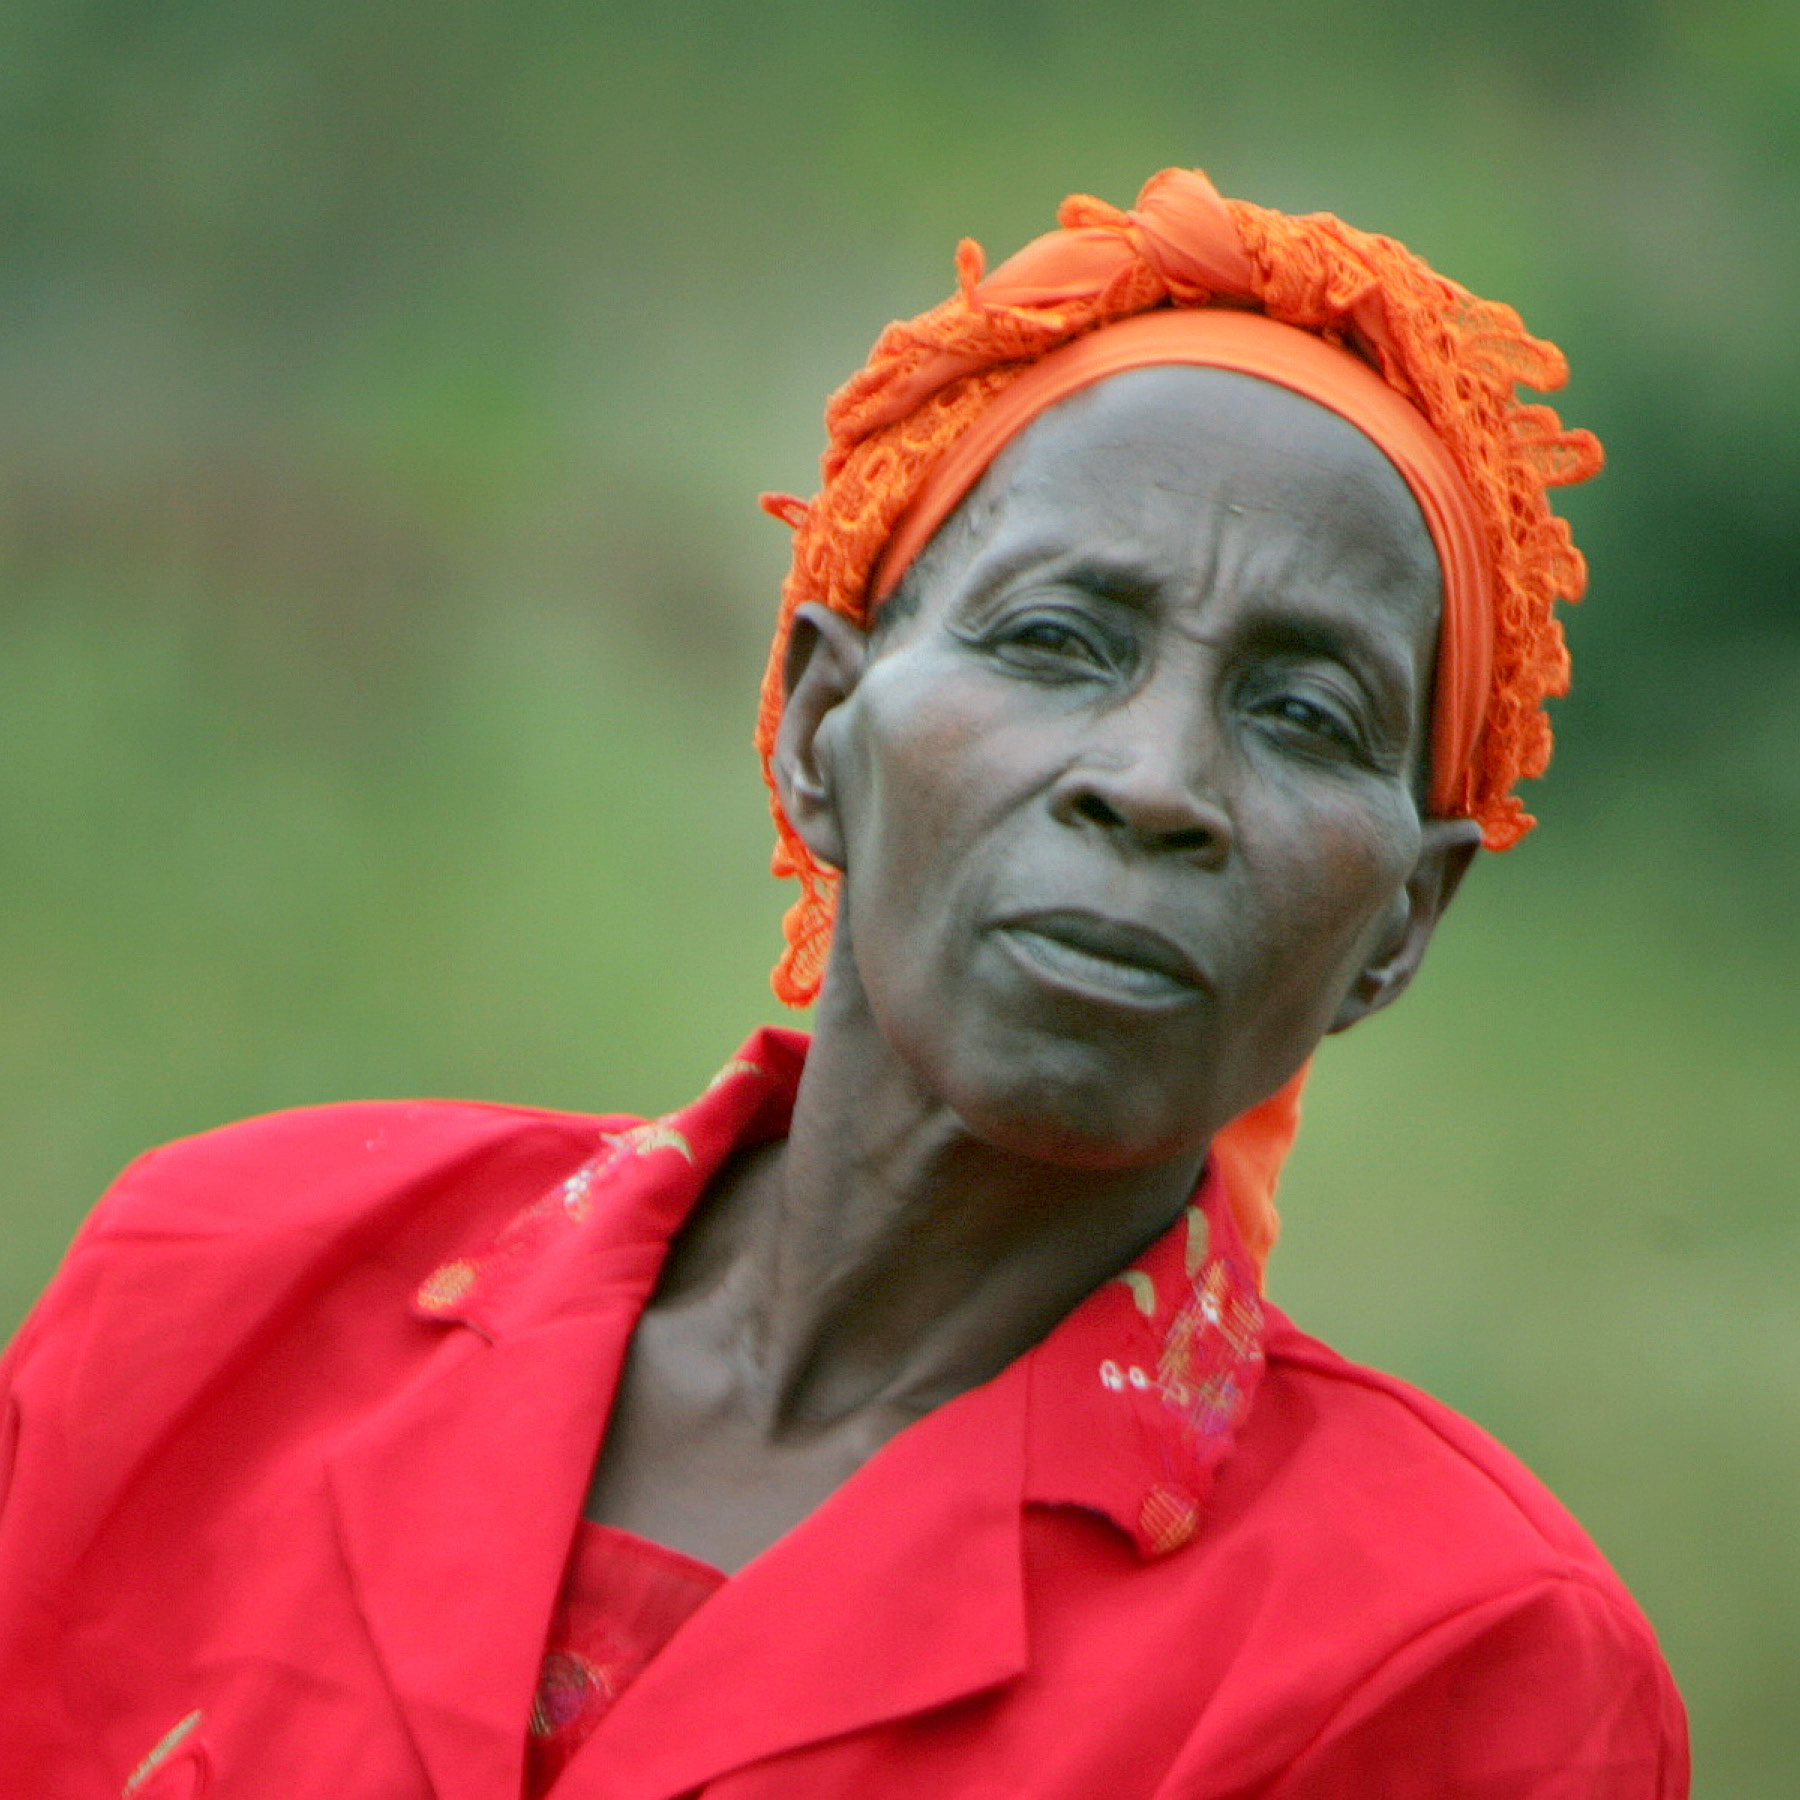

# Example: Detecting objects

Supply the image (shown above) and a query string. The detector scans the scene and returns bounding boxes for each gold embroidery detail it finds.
[560,1165,597,1221]
[123,1709,202,1796]
[1111,1268,1158,1317]
[417,1258,480,1312]
[1138,1484,1199,1555]
[531,1650,609,1736]
[706,1058,766,1091]
[1183,1205,1210,1278]
[617,1122,695,1163]
[1154,1258,1263,1435]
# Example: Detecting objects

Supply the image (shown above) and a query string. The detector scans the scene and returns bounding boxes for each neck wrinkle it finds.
[730,956,1207,1437]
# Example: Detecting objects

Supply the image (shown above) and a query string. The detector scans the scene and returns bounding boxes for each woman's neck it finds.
[676,979,1208,1440]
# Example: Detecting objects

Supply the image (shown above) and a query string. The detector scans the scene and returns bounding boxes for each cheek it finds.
[1247,796,1420,999]
[828,671,1001,990]
[841,661,1026,880]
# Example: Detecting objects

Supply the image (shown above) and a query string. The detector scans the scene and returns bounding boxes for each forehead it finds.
[899,364,1442,649]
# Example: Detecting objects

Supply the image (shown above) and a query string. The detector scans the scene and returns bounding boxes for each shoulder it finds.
[0,1097,643,1536]
[1152,1308,1690,1795]
[1232,1304,1674,1665]
[85,1097,630,1243]
[2,1098,635,1425]
[1238,1305,1629,1592]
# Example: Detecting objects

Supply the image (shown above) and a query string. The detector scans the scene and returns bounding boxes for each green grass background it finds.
[3,3,1796,1791]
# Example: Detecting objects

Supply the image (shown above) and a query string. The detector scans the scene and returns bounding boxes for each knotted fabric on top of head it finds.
[755,169,1602,1277]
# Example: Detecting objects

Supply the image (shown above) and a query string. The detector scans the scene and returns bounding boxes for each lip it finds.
[993,909,1208,1006]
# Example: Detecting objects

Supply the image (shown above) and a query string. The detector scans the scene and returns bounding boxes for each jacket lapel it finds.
[558,1360,1032,1800]
[324,1037,801,1800]
[326,1299,636,1800]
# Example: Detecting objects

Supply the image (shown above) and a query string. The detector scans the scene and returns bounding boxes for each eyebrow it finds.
[956,540,1165,613]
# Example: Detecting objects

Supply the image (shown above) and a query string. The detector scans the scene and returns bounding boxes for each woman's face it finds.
[793,364,1472,1170]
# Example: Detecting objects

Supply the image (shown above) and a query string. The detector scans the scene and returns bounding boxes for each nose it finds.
[1050,694,1234,866]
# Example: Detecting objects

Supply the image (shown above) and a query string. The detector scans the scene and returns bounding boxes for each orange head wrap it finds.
[755,169,1602,1276]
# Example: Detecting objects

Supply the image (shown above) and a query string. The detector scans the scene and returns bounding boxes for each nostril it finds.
[1059,775,1230,859]
[1161,826,1216,853]
[1073,792,1126,829]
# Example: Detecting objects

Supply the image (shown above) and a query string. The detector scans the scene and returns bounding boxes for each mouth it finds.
[994,909,1207,1006]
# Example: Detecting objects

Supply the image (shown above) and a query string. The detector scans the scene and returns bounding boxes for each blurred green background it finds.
[2,2,1795,1791]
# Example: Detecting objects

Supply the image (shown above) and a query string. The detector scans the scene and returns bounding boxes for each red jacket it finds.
[0,1028,1687,1798]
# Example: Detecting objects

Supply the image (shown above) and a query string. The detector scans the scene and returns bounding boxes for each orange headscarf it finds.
[756,169,1602,1275]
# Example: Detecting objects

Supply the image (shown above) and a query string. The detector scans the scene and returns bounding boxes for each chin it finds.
[943,1059,1211,1174]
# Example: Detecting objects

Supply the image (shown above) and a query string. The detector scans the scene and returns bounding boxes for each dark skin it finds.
[586,366,1482,1574]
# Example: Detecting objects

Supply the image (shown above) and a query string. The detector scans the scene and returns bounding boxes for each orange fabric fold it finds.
[1206,1064,1305,1273]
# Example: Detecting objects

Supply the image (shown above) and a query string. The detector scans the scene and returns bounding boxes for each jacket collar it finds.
[326,1026,1263,1800]
[1022,1160,1267,1556]
[564,1359,1031,1799]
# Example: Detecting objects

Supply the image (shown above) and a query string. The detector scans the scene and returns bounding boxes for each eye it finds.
[1250,681,1369,761]
[1271,694,1352,742]
[1010,618,1102,658]
[978,607,1122,677]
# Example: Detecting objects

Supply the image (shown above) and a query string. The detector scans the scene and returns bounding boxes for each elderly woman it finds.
[0,171,1685,1798]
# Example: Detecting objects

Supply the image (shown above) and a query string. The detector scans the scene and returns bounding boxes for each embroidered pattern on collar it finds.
[410,1035,1267,1557]
[1031,1185,1267,1557]
[413,1113,702,1333]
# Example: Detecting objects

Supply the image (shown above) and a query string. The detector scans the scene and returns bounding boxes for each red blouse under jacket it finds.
[0,1027,1687,1798]
[526,1523,723,1796]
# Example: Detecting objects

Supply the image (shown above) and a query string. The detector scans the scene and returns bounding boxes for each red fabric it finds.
[526,1524,723,1797]
[0,1029,1687,1798]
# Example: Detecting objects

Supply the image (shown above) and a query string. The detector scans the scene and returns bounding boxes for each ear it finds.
[1328,816,1482,1034]
[771,602,869,874]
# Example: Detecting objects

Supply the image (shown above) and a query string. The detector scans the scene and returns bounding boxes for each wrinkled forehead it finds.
[887,364,1444,650]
